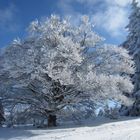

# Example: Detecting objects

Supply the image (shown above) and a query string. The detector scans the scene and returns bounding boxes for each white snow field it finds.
[0,117,140,140]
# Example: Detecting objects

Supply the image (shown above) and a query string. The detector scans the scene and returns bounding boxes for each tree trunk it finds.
[48,114,57,127]
[0,101,5,127]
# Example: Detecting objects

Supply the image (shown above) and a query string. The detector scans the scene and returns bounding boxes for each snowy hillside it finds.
[0,117,140,140]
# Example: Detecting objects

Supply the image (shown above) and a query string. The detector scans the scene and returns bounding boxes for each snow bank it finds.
[0,117,140,140]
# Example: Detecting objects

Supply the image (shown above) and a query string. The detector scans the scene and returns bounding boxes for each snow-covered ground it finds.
[0,117,140,140]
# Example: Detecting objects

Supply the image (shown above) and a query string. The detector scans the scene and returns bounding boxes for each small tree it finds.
[0,15,134,126]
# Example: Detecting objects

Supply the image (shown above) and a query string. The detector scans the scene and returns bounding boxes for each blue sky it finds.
[0,0,137,48]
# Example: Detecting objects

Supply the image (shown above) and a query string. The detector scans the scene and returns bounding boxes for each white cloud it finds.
[106,0,131,7]
[58,0,137,39]
[92,0,139,37]
[0,3,19,32]
[58,0,73,14]
[93,5,129,37]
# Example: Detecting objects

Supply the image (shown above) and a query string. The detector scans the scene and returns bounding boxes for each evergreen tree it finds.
[123,0,140,116]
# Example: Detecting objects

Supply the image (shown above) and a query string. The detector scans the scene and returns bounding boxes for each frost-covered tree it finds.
[0,15,134,126]
[124,0,140,55]
[123,0,140,116]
